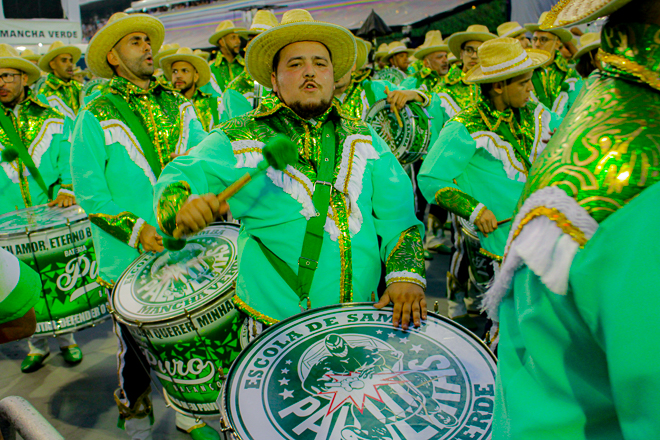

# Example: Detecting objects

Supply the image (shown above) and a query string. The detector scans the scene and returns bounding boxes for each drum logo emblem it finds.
[230,309,495,440]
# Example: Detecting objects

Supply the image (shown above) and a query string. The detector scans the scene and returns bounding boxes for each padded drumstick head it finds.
[262,135,298,171]
[1,147,18,163]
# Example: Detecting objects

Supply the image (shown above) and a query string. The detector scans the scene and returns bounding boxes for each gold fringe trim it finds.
[232,296,279,325]
[511,206,589,248]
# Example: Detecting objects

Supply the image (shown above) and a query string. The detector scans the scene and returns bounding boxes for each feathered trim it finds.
[436,92,461,118]
[46,95,75,120]
[101,119,156,185]
[174,101,198,155]
[128,218,145,249]
[267,166,316,220]
[482,186,598,320]
[531,104,553,163]
[472,131,527,182]
[332,134,379,236]
[232,140,265,168]
[0,118,64,183]
[552,91,569,117]
[324,205,340,241]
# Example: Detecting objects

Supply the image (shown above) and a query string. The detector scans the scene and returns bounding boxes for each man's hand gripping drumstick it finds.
[172,135,298,240]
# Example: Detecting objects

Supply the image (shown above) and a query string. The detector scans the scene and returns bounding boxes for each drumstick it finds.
[497,217,512,226]
[384,87,403,128]
[169,136,298,244]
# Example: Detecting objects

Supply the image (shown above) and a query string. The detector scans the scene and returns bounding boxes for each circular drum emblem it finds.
[365,99,415,164]
[113,223,239,322]
[223,304,496,440]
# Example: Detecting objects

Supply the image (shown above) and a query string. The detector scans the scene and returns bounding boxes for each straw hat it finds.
[374,43,388,61]
[414,30,449,60]
[525,12,573,43]
[0,44,41,85]
[573,32,601,60]
[541,0,633,29]
[465,38,549,84]
[354,38,371,70]
[153,43,180,68]
[208,20,246,46]
[20,49,41,62]
[87,12,165,79]
[38,41,82,73]
[160,47,211,87]
[447,25,497,58]
[246,9,356,88]
[497,22,527,39]
[194,49,211,61]
[382,41,414,63]
[237,10,279,39]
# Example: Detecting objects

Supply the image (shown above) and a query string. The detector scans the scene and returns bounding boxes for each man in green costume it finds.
[375,41,413,85]
[225,9,279,110]
[431,24,497,119]
[161,46,224,131]
[36,41,83,121]
[155,9,427,333]
[70,12,216,440]
[401,30,450,93]
[482,0,660,437]
[525,11,583,118]
[201,20,246,97]
[419,38,561,326]
[0,43,83,372]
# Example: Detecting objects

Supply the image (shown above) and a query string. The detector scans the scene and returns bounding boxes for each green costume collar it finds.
[214,53,245,68]
[1,89,48,115]
[109,75,167,96]
[600,22,660,92]
[253,93,343,127]
[475,98,516,131]
[443,64,469,85]
[45,72,78,91]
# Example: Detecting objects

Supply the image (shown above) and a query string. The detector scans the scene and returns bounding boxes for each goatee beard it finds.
[286,97,333,120]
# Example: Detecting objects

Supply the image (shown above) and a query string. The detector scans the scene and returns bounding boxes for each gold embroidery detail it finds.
[511,206,588,249]
[232,295,279,325]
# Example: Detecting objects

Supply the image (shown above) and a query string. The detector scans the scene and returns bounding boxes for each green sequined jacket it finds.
[401,67,443,93]
[190,88,223,132]
[0,89,72,215]
[36,73,82,120]
[201,54,245,96]
[531,52,583,117]
[431,64,482,118]
[155,94,425,324]
[70,76,207,285]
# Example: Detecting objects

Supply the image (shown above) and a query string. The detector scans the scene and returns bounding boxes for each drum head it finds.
[222,303,496,440]
[374,68,406,85]
[112,223,239,323]
[365,99,416,163]
[0,204,87,238]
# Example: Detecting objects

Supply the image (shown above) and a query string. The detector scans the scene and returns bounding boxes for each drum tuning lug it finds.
[434,301,439,313]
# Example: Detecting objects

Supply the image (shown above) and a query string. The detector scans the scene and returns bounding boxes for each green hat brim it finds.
[524,24,573,43]
[160,53,211,87]
[0,56,41,85]
[208,27,246,46]
[87,14,165,79]
[246,21,356,88]
[447,32,497,58]
[414,45,450,60]
[465,49,549,84]
[38,46,82,72]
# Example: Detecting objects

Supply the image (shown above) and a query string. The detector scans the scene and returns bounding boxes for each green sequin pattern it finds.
[37,72,82,116]
[532,52,581,109]
[385,226,426,287]
[157,181,192,236]
[89,211,140,246]
[210,54,245,92]
[191,89,218,131]
[432,64,482,109]
[0,89,65,208]
[226,69,254,97]
[339,78,368,120]
[435,187,480,219]
[409,67,442,92]
[521,22,660,224]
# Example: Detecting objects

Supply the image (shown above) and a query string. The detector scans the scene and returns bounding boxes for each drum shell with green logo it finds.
[111,223,243,418]
[364,99,429,166]
[459,217,495,293]
[0,205,109,336]
[222,303,497,440]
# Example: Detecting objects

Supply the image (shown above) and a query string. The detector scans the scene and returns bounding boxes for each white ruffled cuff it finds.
[385,271,427,289]
[129,218,146,249]
[469,203,486,224]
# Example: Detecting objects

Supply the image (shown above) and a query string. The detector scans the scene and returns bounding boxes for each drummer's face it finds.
[109,32,154,80]
[502,71,534,108]
[271,41,334,119]
[0,68,27,108]
[424,51,449,75]
[461,40,483,72]
[391,52,410,71]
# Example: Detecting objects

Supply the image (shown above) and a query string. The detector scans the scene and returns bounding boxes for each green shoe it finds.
[451,314,478,330]
[21,352,49,373]
[185,424,221,440]
[60,345,83,364]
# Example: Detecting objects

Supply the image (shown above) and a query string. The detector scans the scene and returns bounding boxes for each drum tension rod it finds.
[434,301,439,313]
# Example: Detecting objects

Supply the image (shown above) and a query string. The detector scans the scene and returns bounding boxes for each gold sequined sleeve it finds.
[157,181,192,236]
[435,187,483,220]
[88,211,145,249]
[384,226,426,289]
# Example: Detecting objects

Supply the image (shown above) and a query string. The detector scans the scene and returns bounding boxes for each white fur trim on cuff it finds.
[385,271,427,289]
[129,218,146,249]
[57,188,75,197]
[469,203,486,224]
